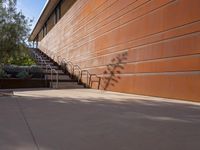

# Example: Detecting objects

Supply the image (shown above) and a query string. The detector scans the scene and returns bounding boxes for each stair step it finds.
[45,75,71,80]
[30,48,87,90]
[39,65,59,69]
[45,69,64,74]
[51,82,84,89]
[38,62,54,65]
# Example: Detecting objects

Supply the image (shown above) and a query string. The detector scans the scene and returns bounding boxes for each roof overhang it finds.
[29,0,60,41]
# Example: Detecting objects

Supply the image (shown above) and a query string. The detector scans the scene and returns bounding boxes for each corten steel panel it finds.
[80,55,200,75]
[38,0,200,101]
[103,74,200,102]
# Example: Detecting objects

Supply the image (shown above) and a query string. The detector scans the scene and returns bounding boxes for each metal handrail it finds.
[61,58,74,75]
[51,69,59,88]
[39,51,59,88]
[80,70,90,87]
[73,65,82,82]
[33,49,101,89]
[60,57,101,89]
[89,74,101,89]
[61,58,82,82]
[31,49,59,88]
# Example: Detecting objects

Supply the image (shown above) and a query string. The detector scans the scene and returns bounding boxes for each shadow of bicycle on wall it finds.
[101,51,128,90]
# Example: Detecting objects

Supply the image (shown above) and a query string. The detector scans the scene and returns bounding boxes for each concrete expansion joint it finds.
[14,98,40,150]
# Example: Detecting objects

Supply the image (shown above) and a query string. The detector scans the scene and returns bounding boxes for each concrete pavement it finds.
[0,89,200,150]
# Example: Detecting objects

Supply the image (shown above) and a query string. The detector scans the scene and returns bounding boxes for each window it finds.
[60,0,76,17]
[38,0,76,41]
[43,23,47,36]
[47,13,54,32]
[54,4,61,24]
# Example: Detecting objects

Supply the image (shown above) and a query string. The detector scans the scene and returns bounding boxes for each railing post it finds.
[51,68,53,88]
[98,77,101,90]
[89,75,92,88]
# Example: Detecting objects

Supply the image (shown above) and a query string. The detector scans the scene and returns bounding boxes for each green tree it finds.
[0,0,32,65]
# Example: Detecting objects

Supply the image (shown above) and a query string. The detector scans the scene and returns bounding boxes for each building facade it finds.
[30,0,200,102]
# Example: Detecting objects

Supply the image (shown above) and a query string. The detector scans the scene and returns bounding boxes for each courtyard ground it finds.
[0,89,200,150]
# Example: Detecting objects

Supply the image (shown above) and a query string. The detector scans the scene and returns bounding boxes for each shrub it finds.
[9,55,36,66]
[3,65,43,73]
[0,68,10,78]
[3,65,26,74]
[3,65,43,78]
[29,65,43,73]
[16,71,32,79]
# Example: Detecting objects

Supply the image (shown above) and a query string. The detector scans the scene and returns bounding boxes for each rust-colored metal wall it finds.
[38,0,200,102]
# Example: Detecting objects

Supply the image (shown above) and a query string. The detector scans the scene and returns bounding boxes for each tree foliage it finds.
[0,0,32,65]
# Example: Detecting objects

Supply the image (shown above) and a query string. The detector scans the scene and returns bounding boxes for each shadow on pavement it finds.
[0,90,200,150]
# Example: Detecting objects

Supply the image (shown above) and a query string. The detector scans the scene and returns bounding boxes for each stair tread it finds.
[30,48,86,89]
[38,62,53,64]
[45,75,72,80]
